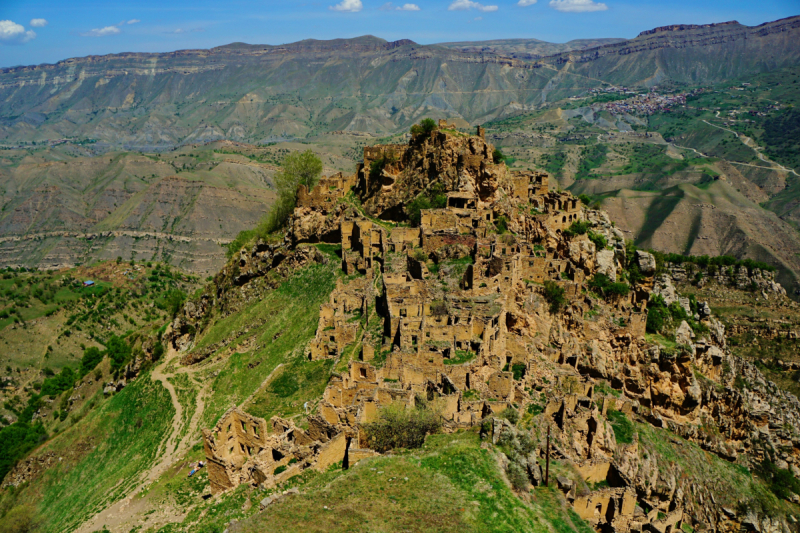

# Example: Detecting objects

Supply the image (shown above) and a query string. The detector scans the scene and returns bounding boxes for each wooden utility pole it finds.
[545,424,550,487]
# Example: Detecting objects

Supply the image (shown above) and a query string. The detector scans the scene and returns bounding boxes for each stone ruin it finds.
[203,405,379,493]
[192,125,800,533]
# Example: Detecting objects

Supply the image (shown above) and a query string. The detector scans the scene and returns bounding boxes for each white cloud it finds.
[518,0,537,5]
[80,26,122,37]
[0,20,36,44]
[448,0,498,12]
[397,3,421,10]
[127,19,141,25]
[30,18,48,28]
[474,16,483,20]
[549,0,607,12]
[330,0,363,12]
[170,28,205,34]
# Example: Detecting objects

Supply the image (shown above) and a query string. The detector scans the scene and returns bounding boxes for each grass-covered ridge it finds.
[233,430,594,533]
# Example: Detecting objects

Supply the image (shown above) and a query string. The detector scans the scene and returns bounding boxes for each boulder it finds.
[652,275,691,314]
[556,476,573,492]
[596,249,617,282]
[675,321,695,348]
[635,250,656,276]
[568,237,595,272]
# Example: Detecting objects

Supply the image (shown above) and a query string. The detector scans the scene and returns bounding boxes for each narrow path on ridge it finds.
[75,345,211,533]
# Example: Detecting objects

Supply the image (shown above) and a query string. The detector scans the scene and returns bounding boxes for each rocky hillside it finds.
[0,141,285,275]
[486,62,800,297]
[1,16,799,277]
[143,127,799,531]
[1,125,799,532]
[0,18,797,150]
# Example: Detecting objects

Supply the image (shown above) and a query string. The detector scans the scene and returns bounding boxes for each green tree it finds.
[362,403,441,452]
[492,148,506,164]
[410,117,437,139]
[107,335,132,374]
[260,150,323,235]
[164,289,187,317]
[80,346,104,376]
[543,281,567,313]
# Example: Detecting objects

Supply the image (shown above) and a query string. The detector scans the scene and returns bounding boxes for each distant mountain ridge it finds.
[436,37,628,58]
[0,16,797,151]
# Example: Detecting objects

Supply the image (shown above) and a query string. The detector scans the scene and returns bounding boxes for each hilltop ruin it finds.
[172,125,800,533]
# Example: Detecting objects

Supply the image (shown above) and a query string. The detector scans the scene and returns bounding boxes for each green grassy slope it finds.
[234,430,593,533]
[0,375,174,531]
[197,258,341,428]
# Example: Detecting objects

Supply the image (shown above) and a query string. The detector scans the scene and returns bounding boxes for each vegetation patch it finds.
[606,409,634,444]
[362,402,442,452]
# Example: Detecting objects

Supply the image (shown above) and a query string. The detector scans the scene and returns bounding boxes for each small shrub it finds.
[588,274,629,299]
[506,460,529,491]
[362,403,441,452]
[499,407,520,425]
[406,183,447,226]
[273,465,288,475]
[492,148,506,164]
[152,342,165,361]
[646,294,669,334]
[668,301,689,321]
[494,216,509,234]
[543,281,567,313]
[587,230,607,250]
[563,220,591,237]
[80,346,103,375]
[107,335,132,374]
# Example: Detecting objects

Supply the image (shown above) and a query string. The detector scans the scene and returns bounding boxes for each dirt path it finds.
[75,346,210,533]
[702,119,800,177]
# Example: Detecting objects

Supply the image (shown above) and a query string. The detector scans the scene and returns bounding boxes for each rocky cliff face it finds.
[169,129,800,532]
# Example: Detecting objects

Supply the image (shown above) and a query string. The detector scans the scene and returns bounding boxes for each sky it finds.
[0,0,797,68]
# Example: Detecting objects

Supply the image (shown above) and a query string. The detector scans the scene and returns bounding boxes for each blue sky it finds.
[0,0,797,68]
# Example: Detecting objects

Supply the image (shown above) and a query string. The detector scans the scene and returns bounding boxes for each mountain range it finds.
[0,15,799,279]
[0,16,798,149]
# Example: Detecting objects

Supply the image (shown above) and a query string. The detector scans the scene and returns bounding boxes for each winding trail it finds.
[76,346,210,533]
[701,119,800,177]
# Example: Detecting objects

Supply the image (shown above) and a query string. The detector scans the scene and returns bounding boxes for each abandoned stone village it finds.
[167,121,800,533]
